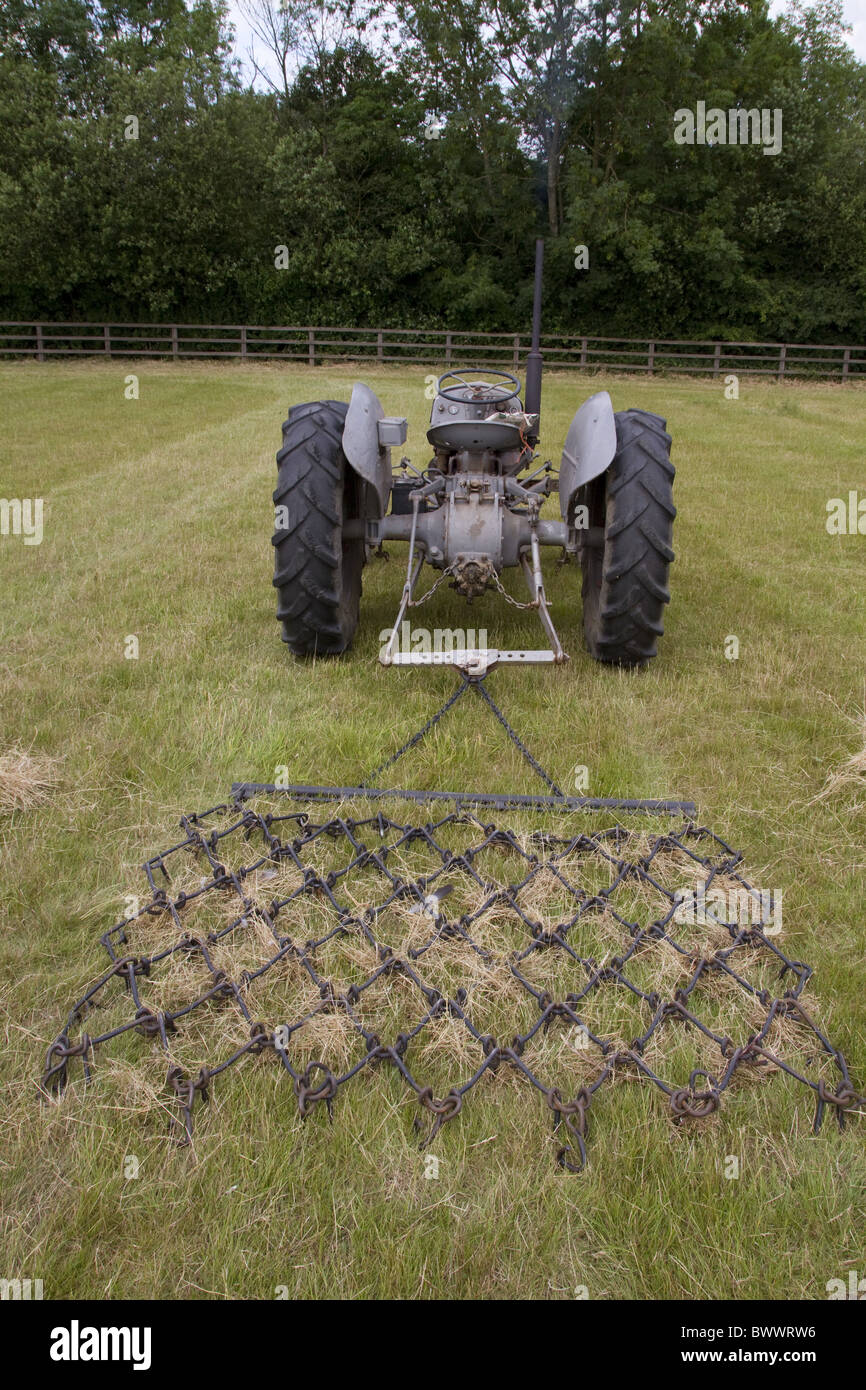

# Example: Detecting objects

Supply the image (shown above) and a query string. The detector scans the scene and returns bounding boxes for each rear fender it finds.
[558,390,617,520]
[342,383,396,518]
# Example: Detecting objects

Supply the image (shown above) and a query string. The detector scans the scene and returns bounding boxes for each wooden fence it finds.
[1,322,864,379]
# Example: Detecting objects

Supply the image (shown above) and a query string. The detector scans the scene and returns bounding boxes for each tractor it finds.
[271,242,675,675]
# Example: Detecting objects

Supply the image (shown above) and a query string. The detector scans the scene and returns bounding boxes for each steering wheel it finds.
[436,369,521,404]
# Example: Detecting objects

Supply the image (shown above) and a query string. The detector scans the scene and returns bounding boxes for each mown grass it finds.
[0,360,864,1301]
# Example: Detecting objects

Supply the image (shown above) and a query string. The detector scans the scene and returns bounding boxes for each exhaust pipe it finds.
[524,237,544,434]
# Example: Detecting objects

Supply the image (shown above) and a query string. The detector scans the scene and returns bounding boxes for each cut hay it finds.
[0,745,59,814]
[810,693,866,804]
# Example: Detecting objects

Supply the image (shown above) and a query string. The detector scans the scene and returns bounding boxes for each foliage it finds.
[0,0,864,338]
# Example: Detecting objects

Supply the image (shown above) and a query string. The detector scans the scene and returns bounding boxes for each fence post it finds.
[513,334,520,370]
[647,340,655,375]
[713,343,721,378]
[580,336,587,368]
[445,331,452,367]
[36,324,44,362]
[778,345,786,380]
[377,330,383,364]
[842,347,850,381]
[171,326,179,360]
[104,325,111,358]
[308,328,315,366]
[240,326,247,360]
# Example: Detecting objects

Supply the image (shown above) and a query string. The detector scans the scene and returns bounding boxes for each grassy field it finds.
[1,360,864,1301]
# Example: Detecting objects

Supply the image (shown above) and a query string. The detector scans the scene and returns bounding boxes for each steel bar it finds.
[231,783,698,813]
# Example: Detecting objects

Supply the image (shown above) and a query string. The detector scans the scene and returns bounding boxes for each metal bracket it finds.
[518,522,566,663]
[388,649,556,677]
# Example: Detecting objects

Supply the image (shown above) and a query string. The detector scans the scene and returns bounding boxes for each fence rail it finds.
[2,322,864,380]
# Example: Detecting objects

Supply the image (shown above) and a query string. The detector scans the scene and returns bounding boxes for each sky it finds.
[225,0,866,87]
[769,0,866,56]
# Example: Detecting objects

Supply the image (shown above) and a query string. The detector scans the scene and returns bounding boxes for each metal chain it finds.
[471,680,565,797]
[360,677,472,788]
[490,568,535,609]
[410,562,533,610]
[409,565,458,607]
[361,674,564,798]
[41,804,865,1168]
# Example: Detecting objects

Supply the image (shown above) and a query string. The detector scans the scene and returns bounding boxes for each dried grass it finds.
[810,705,866,804]
[0,744,59,814]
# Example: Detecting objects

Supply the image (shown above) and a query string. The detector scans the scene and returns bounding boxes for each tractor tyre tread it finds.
[581,408,675,667]
[271,400,363,656]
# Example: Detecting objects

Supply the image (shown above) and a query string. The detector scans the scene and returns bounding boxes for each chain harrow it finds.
[41,799,864,1169]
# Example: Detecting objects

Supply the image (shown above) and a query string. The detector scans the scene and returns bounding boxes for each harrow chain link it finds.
[40,798,865,1169]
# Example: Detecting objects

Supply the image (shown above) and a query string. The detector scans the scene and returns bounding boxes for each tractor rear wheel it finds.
[578,409,675,667]
[272,400,365,656]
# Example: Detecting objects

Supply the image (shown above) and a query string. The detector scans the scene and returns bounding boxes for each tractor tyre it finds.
[578,408,675,667]
[272,400,365,656]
